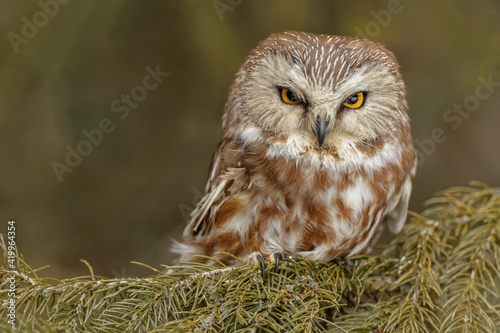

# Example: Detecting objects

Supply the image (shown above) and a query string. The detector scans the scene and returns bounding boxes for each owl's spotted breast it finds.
[174,30,416,265]
[178,128,414,264]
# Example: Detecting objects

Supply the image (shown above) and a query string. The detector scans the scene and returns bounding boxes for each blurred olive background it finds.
[1,1,499,278]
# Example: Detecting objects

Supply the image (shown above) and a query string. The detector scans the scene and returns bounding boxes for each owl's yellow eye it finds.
[343,92,365,109]
[280,88,302,104]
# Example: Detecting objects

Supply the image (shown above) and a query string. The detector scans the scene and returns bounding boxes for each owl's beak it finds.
[313,116,330,146]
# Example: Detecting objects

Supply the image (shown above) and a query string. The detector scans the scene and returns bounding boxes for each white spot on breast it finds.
[341,177,374,213]
[240,126,262,144]
[348,207,385,256]
[262,221,285,254]
[222,205,253,238]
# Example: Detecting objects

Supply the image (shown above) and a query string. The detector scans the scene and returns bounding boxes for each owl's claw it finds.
[248,252,266,279]
[271,252,285,272]
[248,252,286,279]
[332,258,342,268]
[343,257,352,269]
[332,257,353,270]
[257,254,265,279]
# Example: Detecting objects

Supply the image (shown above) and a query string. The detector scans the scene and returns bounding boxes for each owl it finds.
[175,31,416,271]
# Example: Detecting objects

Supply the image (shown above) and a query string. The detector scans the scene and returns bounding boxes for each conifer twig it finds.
[0,183,499,332]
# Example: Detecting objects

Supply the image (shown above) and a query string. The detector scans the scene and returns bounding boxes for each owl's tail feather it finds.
[170,239,203,264]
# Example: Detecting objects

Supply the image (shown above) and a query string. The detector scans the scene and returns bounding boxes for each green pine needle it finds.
[1,183,499,332]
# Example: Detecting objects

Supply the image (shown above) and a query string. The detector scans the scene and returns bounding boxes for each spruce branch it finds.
[383,212,444,333]
[0,183,499,332]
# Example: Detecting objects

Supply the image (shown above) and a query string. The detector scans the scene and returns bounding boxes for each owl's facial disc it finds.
[309,91,366,147]
[241,39,406,154]
[279,87,332,147]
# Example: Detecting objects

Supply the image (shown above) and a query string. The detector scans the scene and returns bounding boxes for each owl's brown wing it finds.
[183,138,248,239]
[384,164,416,234]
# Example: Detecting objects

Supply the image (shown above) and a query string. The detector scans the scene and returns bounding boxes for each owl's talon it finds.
[331,257,352,271]
[272,252,285,272]
[248,252,266,279]
[256,254,265,279]
[332,258,343,269]
[257,254,266,280]
[343,257,353,269]
[248,252,285,279]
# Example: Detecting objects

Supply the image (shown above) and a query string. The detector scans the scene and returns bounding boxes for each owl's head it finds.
[224,31,413,168]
